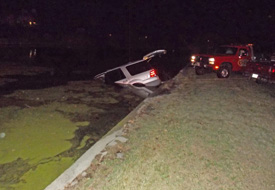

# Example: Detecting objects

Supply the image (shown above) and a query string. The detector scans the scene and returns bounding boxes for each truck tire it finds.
[195,66,204,75]
[217,66,231,78]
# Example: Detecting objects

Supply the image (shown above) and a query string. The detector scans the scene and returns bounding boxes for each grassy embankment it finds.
[68,67,275,190]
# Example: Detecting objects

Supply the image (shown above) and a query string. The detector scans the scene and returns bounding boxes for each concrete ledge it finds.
[45,129,125,190]
[44,99,149,190]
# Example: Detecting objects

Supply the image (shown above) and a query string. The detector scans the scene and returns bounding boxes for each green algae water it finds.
[0,81,142,190]
[0,105,80,190]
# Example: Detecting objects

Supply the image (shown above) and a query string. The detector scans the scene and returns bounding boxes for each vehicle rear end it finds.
[244,61,275,83]
[124,61,161,87]
[120,61,160,97]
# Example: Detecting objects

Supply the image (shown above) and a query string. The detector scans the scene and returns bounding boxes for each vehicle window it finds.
[105,68,126,84]
[215,47,238,55]
[239,49,248,56]
[126,61,152,76]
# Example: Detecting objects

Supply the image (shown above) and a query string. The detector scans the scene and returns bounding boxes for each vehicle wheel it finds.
[195,66,204,75]
[256,77,268,84]
[256,78,262,84]
[217,66,231,78]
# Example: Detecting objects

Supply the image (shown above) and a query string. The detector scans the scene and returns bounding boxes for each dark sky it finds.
[0,0,275,50]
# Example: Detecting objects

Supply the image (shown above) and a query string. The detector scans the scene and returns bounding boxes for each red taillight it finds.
[268,67,275,73]
[150,69,157,77]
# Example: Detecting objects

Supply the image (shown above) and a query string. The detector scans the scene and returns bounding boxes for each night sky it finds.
[0,0,274,52]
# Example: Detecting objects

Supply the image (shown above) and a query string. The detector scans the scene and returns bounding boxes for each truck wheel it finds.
[195,66,204,75]
[217,66,231,78]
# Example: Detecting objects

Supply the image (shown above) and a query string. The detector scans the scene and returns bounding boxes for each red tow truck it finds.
[191,44,255,78]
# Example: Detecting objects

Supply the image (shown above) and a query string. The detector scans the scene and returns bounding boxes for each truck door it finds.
[238,48,249,67]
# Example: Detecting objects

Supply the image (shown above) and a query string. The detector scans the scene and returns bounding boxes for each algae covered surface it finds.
[0,80,143,190]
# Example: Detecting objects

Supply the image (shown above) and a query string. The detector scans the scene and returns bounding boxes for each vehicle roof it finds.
[220,44,252,48]
[94,49,166,79]
[93,59,148,79]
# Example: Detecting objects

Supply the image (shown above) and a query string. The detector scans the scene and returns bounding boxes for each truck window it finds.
[215,47,238,55]
[239,49,248,57]
[105,68,126,84]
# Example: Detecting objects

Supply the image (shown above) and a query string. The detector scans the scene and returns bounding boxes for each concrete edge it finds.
[44,99,150,190]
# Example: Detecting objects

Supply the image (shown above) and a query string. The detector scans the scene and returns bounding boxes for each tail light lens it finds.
[150,69,157,77]
[268,67,275,73]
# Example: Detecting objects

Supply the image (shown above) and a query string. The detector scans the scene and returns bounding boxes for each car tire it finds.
[195,66,204,75]
[256,77,268,84]
[217,66,231,78]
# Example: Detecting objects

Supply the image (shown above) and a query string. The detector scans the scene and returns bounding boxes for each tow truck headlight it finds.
[191,55,196,63]
[209,57,215,65]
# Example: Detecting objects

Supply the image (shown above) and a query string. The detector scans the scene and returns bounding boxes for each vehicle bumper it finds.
[145,78,161,87]
[193,62,214,72]
[250,73,275,83]
[128,80,161,98]
[134,76,161,87]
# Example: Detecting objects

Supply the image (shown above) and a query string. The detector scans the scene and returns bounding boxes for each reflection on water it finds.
[0,47,98,90]
[29,48,37,58]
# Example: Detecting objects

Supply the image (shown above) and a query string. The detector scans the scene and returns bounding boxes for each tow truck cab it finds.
[191,44,255,78]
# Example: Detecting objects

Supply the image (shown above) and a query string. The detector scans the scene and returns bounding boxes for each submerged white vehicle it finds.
[94,49,166,97]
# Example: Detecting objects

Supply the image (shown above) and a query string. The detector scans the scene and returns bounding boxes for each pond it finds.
[0,79,143,190]
[0,45,185,190]
[0,46,143,190]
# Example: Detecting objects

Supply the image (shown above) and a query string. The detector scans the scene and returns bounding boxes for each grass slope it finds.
[68,68,275,190]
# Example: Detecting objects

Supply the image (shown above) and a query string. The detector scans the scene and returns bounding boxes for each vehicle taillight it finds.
[268,67,275,73]
[150,69,157,77]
